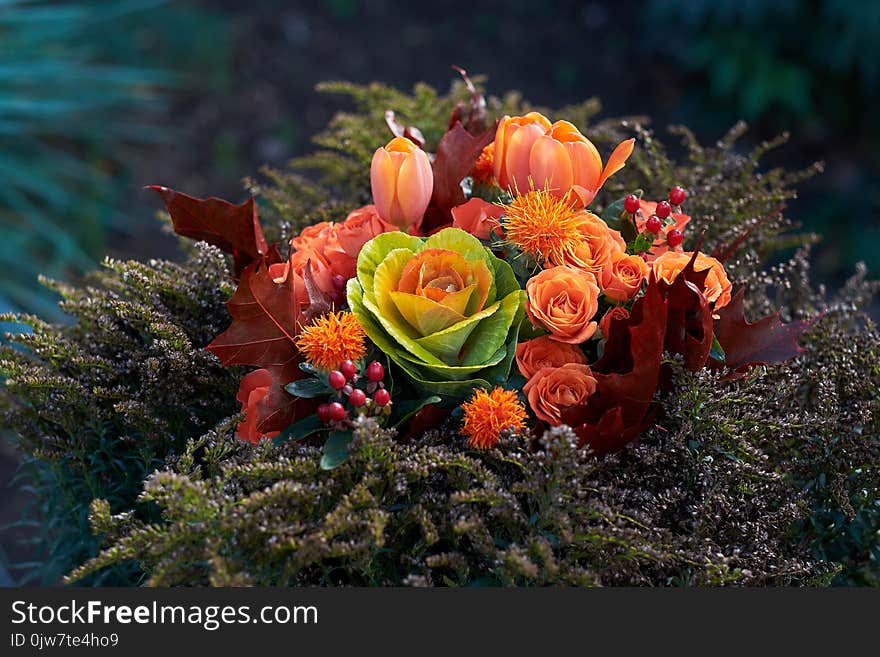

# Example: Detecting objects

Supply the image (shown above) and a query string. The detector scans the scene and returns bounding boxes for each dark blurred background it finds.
[1,0,879,583]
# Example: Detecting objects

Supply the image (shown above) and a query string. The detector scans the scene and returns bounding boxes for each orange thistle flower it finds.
[470,142,495,185]
[295,311,366,371]
[502,189,586,264]
[460,386,528,450]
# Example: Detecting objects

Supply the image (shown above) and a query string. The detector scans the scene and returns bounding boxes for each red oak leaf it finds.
[563,282,668,455]
[422,120,496,233]
[712,288,812,378]
[149,185,275,276]
[207,259,303,368]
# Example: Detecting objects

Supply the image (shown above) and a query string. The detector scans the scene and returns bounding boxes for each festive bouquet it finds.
[151,86,808,465]
[5,76,878,587]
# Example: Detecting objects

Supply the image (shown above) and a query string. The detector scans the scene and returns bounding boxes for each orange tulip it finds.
[530,121,634,207]
[370,136,433,232]
[494,114,634,207]
[493,112,553,193]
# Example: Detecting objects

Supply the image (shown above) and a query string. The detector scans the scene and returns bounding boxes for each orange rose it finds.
[652,251,733,310]
[637,200,691,261]
[515,335,588,379]
[370,136,433,232]
[600,252,648,303]
[546,212,625,275]
[523,363,598,425]
[235,369,280,444]
[526,266,600,344]
[599,306,630,339]
[335,205,398,260]
[451,197,504,240]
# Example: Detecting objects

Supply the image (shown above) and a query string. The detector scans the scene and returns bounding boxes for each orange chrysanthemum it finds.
[470,142,495,185]
[460,386,528,450]
[502,189,586,264]
[296,311,366,371]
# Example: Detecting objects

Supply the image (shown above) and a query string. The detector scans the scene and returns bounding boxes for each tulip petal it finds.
[598,138,635,188]
[567,140,603,195]
[390,290,467,336]
[396,148,433,220]
[370,147,397,222]
[529,135,574,198]
[504,122,546,194]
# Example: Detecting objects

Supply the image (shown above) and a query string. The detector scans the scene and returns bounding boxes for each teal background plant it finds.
[348,228,525,398]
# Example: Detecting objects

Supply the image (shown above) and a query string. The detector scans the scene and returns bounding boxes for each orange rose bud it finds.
[523,363,598,425]
[652,251,733,310]
[515,335,588,379]
[546,212,626,275]
[525,266,600,344]
[451,197,504,240]
[599,305,630,339]
[600,252,648,303]
[493,112,553,193]
[235,369,280,444]
[370,136,433,232]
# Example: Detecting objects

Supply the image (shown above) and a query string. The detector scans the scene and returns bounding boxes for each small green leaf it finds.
[272,414,326,445]
[285,377,332,398]
[628,231,654,255]
[710,333,726,363]
[391,395,442,428]
[320,431,352,470]
[299,361,320,375]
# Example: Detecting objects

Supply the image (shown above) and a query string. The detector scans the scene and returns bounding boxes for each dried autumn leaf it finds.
[207,260,303,368]
[423,120,496,233]
[712,288,812,378]
[149,185,273,276]
[253,359,317,434]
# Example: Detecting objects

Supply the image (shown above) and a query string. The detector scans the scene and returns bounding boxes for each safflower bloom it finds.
[600,252,649,303]
[502,189,587,264]
[370,136,433,232]
[652,251,733,310]
[460,386,528,449]
[515,335,588,379]
[295,310,367,371]
[470,142,496,186]
[525,266,600,344]
[235,369,280,443]
[523,363,598,425]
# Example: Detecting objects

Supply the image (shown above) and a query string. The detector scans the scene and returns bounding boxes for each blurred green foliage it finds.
[647,0,880,276]
[0,0,230,319]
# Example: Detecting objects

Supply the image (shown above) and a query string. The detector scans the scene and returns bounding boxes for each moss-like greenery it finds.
[2,81,878,586]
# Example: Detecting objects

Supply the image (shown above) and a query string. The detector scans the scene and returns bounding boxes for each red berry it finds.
[349,389,367,407]
[331,274,347,291]
[317,404,333,423]
[340,359,357,379]
[667,229,683,248]
[327,401,347,422]
[366,361,385,382]
[645,215,662,233]
[655,200,671,219]
[669,186,686,206]
[373,388,391,406]
[623,194,640,214]
[328,370,346,390]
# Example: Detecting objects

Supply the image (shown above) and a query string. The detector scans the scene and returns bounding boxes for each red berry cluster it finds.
[317,359,391,425]
[626,186,687,249]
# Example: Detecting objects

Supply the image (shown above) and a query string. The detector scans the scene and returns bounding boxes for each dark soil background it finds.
[2,0,878,585]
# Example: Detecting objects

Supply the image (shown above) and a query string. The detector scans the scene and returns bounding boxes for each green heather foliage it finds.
[3,81,879,586]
